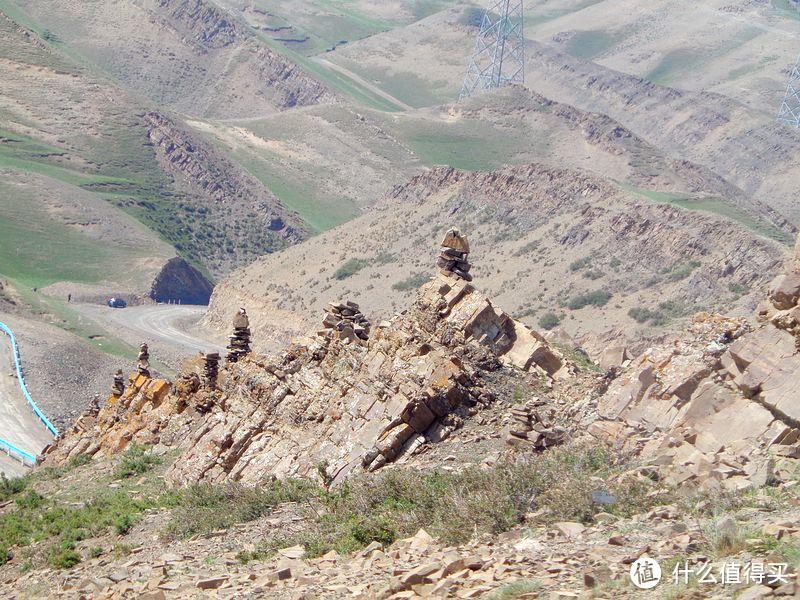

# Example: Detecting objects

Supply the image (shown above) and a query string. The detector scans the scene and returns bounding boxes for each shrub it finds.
[163,480,317,541]
[114,444,162,479]
[392,272,429,291]
[0,473,27,501]
[50,545,81,569]
[538,312,561,330]
[333,258,368,280]
[569,257,592,272]
[567,290,612,310]
[667,260,701,282]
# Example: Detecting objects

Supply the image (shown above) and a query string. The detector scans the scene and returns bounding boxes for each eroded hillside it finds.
[205,161,788,354]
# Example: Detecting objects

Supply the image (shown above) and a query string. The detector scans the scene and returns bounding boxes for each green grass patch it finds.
[564,29,618,60]
[391,272,429,291]
[620,184,791,244]
[113,444,163,480]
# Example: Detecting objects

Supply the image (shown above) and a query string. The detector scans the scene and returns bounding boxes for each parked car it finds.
[107,297,127,308]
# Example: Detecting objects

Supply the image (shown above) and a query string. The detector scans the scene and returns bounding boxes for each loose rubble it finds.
[226,308,252,363]
[318,300,371,344]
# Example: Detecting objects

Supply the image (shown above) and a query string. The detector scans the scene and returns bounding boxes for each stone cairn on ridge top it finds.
[226,308,252,363]
[137,343,150,378]
[437,228,472,282]
[506,399,567,450]
[319,301,371,344]
[111,369,125,397]
[201,352,220,387]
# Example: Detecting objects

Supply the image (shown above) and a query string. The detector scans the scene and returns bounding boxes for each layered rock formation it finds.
[145,112,306,276]
[150,257,214,305]
[587,238,800,492]
[44,272,567,486]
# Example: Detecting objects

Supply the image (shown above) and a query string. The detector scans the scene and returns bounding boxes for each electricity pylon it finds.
[459,0,525,101]
[778,54,800,128]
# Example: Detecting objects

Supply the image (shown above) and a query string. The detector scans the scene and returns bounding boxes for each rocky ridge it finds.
[45,266,568,487]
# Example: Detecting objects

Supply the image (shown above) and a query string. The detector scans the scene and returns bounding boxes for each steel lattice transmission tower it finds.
[459,0,525,101]
[778,54,800,128]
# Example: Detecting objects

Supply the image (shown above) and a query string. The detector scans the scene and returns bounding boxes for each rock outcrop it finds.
[45,273,567,486]
[150,257,214,305]
[587,238,800,492]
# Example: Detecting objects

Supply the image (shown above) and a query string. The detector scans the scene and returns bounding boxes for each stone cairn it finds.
[506,400,566,450]
[437,227,472,282]
[111,369,125,397]
[137,343,150,378]
[319,301,371,344]
[226,308,252,363]
[201,352,220,387]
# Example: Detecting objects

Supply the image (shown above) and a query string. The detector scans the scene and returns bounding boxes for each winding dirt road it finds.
[0,336,54,477]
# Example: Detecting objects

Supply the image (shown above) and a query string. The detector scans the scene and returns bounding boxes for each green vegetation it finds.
[163,480,317,541]
[666,260,701,282]
[239,443,665,559]
[333,258,369,280]
[629,300,692,326]
[569,257,592,272]
[620,184,791,244]
[392,272,429,291]
[564,29,617,60]
[113,444,163,479]
[514,239,540,257]
[538,312,561,330]
[567,290,612,310]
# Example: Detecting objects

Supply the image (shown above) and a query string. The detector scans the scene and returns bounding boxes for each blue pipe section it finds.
[0,322,59,438]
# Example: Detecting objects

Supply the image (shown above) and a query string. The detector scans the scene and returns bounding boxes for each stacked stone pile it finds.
[437,228,472,282]
[202,352,220,387]
[227,308,252,363]
[111,369,125,397]
[319,301,371,343]
[137,343,150,378]
[506,399,566,449]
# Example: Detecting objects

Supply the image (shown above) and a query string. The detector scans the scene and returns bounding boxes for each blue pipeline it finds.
[0,322,59,438]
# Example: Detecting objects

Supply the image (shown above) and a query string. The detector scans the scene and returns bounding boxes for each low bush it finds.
[114,444,162,479]
[567,290,612,310]
[333,258,368,280]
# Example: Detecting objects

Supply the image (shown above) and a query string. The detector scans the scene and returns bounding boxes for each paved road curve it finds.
[0,335,54,477]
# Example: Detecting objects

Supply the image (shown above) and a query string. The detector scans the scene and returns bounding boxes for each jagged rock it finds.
[201,353,220,387]
[588,238,800,492]
[769,272,800,310]
[45,254,570,487]
[438,228,473,282]
[111,369,125,397]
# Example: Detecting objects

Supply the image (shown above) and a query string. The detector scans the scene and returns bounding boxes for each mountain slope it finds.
[204,162,788,352]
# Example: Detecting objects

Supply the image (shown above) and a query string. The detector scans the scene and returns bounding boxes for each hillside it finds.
[204,164,788,355]
[0,8,306,289]
[0,234,797,598]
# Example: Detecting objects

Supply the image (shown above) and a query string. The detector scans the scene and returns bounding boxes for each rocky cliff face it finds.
[144,0,336,112]
[150,257,214,305]
[586,238,800,492]
[44,272,571,485]
[145,111,306,276]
